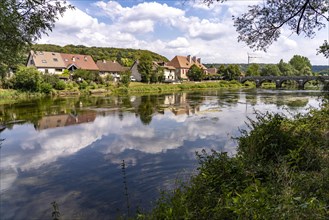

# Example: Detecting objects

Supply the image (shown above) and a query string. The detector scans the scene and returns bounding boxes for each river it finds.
[0,89,324,219]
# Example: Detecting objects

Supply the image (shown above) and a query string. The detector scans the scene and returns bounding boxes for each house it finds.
[96,60,128,80]
[27,50,66,74]
[156,62,177,82]
[27,50,99,74]
[61,53,99,72]
[207,67,217,75]
[130,60,142,82]
[166,55,207,79]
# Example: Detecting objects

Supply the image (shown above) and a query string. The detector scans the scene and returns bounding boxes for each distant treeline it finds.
[30,44,169,67]
[205,63,329,75]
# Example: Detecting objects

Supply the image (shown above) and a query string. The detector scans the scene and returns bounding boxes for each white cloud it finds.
[37,0,328,65]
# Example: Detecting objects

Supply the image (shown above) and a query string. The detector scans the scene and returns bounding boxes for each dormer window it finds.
[42,60,47,63]
[53,58,58,62]
[52,53,55,56]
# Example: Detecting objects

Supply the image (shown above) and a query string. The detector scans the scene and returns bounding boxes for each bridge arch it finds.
[240,76,329,90]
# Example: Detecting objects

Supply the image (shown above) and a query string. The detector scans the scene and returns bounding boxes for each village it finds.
[27,50,214,83]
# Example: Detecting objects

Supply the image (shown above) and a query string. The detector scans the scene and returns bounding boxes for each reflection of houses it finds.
[36,111,96,130]
[164,93,200,115]
[96,60,128,80]
[167,55,207,80]
[27,50,99,74]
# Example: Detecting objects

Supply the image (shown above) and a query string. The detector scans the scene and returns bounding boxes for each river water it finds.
[0,89,324,219]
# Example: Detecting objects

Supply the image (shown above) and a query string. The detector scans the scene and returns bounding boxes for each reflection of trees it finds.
[245,94,258,106]
[137,95,158,125]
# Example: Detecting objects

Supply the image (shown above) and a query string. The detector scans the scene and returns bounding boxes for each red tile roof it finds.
[60,53,99,71]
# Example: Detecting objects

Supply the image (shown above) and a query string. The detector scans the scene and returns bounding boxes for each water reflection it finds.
[0,89,323,219]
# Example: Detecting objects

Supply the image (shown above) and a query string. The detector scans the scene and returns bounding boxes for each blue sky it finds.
[38,0,329,65]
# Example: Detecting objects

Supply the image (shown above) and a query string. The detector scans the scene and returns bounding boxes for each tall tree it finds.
[289,55,312,72]
[137,53,153,83]
[0,0,73,77]
[222,64,241,80]
[261,64,282,76]
[277,59,296,76]
[203,0,328,56]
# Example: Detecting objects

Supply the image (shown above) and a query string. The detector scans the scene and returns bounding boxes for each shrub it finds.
[39,82,53,94]
[54,80,66,90]
[12,66,42,92]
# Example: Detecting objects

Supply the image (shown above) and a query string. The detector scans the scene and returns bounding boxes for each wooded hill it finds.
[30,44,169,67]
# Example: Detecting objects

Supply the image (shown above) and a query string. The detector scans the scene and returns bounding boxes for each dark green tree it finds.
[137,53,153,83]
[187,64,204,81]
[0,0,73,78]
[151,66,165,83]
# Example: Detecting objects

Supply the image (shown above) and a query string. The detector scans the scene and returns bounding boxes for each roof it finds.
[167,55,207,70]
[61,53,99,71]
[29,51,66,68]
[96,60,126,72]
[207,67,217,75]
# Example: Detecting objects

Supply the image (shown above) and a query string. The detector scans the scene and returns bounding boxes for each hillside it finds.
[30,44,169,67]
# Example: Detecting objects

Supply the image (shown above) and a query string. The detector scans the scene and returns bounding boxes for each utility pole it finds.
[247,53,262,64]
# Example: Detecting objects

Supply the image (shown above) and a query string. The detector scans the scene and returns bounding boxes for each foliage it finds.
[137,54,153,84]
[0,0,73,77]
[72,69,103,84]
[187,64,204,81]
[146,103,329,219]
[317,40,329,58]
[151,66,165,83]
[277,59,296,76]
[222,64,241,80]
[11,66,42,92]
[260,64,281,76]
[120,70,131,87]
[246,63,260,76]
[289,55,312,73]
[232,0,328,52]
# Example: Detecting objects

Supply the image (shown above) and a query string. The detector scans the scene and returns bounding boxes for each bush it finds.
[39,82,53,94]
[12,66,42,92]
[54,80,66,90]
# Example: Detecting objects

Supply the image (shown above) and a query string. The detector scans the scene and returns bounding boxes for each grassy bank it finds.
[140,99,329,219]
[114,80,250,94]
[0,89,47,104]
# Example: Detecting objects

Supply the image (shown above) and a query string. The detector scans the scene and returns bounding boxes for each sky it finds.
[38,0,329,65]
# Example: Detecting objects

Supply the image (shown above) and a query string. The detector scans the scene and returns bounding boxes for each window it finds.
[55,69,62,72]
[53,58,58,62]
[42,60,47,63]
[52,53,56,55]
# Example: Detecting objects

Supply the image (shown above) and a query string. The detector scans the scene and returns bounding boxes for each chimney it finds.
[103,59,106,63]
[84,56,87,61]
[187,55,191,63]
[72,56,75,62]
[197,58,201,64]
[192,56,196,62]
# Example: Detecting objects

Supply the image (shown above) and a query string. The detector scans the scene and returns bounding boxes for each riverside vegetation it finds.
[138,96,329,219]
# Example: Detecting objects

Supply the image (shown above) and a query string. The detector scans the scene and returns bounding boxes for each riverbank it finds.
[143,99,329,219]
[0,80,252,104]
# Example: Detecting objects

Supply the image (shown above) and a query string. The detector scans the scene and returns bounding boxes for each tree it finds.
[289,55,312,73]
[11,66,42,92]
[203,0,328,56]
[261,64,282,76]
[277,59,296,76]
[137,53,153,83]
[151,66,165,83]
[187,64,204,81]
[246,63,260,76]
[317,40,329,58]
[222,64,241,80]
[120,70,131,87]
[0,0,73,77]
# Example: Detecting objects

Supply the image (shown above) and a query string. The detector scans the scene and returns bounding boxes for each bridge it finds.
[240,76,329,89]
